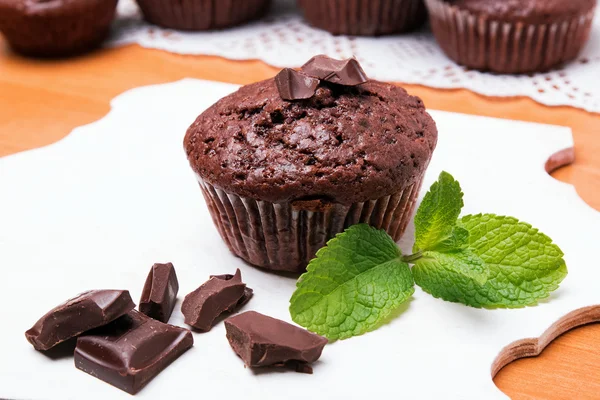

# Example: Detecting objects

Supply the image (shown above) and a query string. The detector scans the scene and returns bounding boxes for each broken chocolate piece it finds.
[25,290,135,351]
[210,273,254,311]
[75,310,193,395]
[224,311,328,370]
[294,362,314,374]
[139,262,179,323]
[275,68,320,101]
[271,361,314,374]
[301,55,368,86]
[181,269,250,331]
[234,287,253,309]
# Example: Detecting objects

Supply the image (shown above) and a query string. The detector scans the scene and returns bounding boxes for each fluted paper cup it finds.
[135,0,272,31]
[425,0,596,74]
[297,0,427,36]
[198,176,424,273]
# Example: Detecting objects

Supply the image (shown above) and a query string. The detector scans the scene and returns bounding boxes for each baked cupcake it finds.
[0,0,118,57]
[426,0,597,73]
[184,55,438,272]
[135,0,272,31]
[297,0,427,36]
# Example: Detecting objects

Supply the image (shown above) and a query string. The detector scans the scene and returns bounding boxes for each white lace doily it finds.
[110,0,600,113]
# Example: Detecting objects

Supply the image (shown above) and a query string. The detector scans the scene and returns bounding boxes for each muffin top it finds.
[0,0,109,16]
[184,57,437,204]
[445,0,597,23]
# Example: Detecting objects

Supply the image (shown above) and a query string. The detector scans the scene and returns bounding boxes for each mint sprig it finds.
[414,249,488,286]
[413,171,464,253]
[413,214,567,307]
[289,172,568,340]
[290,225,414,340]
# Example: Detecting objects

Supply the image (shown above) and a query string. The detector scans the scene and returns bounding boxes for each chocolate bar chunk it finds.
[210,273,254,311]
[301,55,368,86]
[25,290,135,351]
[224,311,328,369]
[275,68,320,101]
[75,310,193,395]
[139,262,179,323]
[181,269,250,332]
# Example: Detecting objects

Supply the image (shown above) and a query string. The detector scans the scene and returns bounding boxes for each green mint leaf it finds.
[415,249,488,286]
[414,214,567,308]
[413,171,464,253]
[429,226,469,253]
[289,224,414,340]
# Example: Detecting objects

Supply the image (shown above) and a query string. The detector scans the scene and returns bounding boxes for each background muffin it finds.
[0,0,118,57]
[297,0,427,36]
[135,0,272,31]
[184,56,437,273]
[426,0,597,73]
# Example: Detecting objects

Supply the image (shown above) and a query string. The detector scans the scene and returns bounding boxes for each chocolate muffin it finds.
[135,0,272,31]
[426,0,597,73]
[0,0,118,57]
[184,56,437,272]
[297,0,427,36]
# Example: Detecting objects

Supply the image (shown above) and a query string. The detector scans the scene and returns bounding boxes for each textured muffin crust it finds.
[185,79,437,204]
[445,0,597,23]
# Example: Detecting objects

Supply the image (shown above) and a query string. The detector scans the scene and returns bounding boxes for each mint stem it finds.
[402,251,423,263]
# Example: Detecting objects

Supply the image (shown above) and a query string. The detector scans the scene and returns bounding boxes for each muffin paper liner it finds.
[199,177,424,273]
[425,0,596,74]
[297,0,427,36]
[135,0,272,31]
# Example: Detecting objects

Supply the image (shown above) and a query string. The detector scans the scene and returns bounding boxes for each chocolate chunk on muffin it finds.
[426,0,597,73]
[184,55,437,272]
[0,0,118,57]
[297,0,427,36]
[135,0,272,31]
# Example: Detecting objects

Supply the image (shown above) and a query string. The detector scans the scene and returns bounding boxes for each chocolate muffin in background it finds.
[426,0,598,74]
[184,55,437,273]
[0,0,118,57]
[135,0,272,31]
[297,0,427,36]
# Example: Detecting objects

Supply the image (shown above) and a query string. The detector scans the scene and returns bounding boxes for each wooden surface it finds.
[499,327,600,400]
[0,41,599,399]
